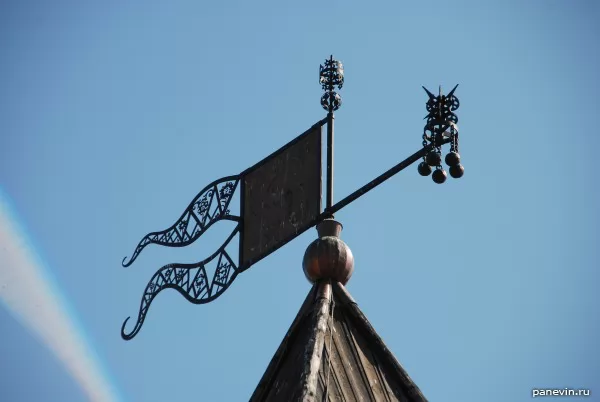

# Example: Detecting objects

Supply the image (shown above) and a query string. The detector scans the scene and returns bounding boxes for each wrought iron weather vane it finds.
[120,56,463,340]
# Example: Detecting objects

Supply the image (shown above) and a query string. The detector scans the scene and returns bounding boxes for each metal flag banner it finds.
[121,120,324,340]
[120,55,463,341]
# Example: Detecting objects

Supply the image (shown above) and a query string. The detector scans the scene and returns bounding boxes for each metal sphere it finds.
[432,168,447,184]
[425,151,442,167]
[449,164,465,178]
[418,161,432,176]
[302,220,354,285]
[321,92,342,112]
[445,151,461,167]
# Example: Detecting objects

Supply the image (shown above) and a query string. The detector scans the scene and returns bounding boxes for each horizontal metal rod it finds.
[323,138,450,216]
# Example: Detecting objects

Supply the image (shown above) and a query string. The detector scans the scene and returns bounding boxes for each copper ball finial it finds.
[302,219,354,284]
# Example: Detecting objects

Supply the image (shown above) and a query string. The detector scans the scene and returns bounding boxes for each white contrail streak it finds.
[0,193,121,402]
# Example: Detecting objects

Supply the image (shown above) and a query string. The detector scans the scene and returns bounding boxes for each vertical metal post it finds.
[326,111,334,212]
[319,55,343,217]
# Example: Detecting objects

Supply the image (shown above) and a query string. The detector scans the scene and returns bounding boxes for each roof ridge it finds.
[250,284,320,401]
[299,281,333,400]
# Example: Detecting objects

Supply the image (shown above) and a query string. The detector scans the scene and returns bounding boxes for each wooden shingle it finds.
[250,281,427,402]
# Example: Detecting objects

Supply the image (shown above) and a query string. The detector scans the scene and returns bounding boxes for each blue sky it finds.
[1,1,599,401]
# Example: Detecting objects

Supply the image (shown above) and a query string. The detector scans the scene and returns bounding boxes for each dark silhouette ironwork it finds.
[319,55,344,113]
[319,55,344,213]
[120,56,463,340]
[122,177,240,268]
[418,85,464,183]
[121,122,326,340]
[121,227,240,340]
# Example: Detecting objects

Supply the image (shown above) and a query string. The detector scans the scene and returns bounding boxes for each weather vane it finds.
[120,55,463,340]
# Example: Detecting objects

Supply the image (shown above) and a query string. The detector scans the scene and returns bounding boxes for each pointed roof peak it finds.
[251,280,427,401]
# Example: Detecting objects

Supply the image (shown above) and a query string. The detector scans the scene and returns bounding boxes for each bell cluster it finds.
[418,148,464,184]
[418,85,464,184]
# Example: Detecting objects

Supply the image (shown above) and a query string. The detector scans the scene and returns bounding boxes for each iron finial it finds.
[319,55,344,112]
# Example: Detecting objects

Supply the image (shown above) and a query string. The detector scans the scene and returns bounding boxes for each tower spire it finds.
[250,222,428,401]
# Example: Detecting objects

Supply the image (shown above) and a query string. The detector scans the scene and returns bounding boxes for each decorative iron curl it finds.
[121,226,240,340]
[423,84,460,129]
[122,176,240,267]
[319,56,344,91]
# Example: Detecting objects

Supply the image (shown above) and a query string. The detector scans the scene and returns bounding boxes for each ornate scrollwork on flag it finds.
[121,226,240,340]
[122,176,240,267]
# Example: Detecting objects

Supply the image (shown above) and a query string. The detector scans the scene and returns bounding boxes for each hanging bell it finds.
[432,168,447,184]
[418,161,432,176]
[425,151,441,166]
[445,151,460,167]
[449,164,464,178]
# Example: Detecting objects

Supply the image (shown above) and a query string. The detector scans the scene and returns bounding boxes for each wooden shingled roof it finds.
[250,281,427,402]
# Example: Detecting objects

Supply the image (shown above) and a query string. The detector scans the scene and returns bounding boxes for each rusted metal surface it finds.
[241,125,322,269]
[303,220,354,285]
[250,281,428,402]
